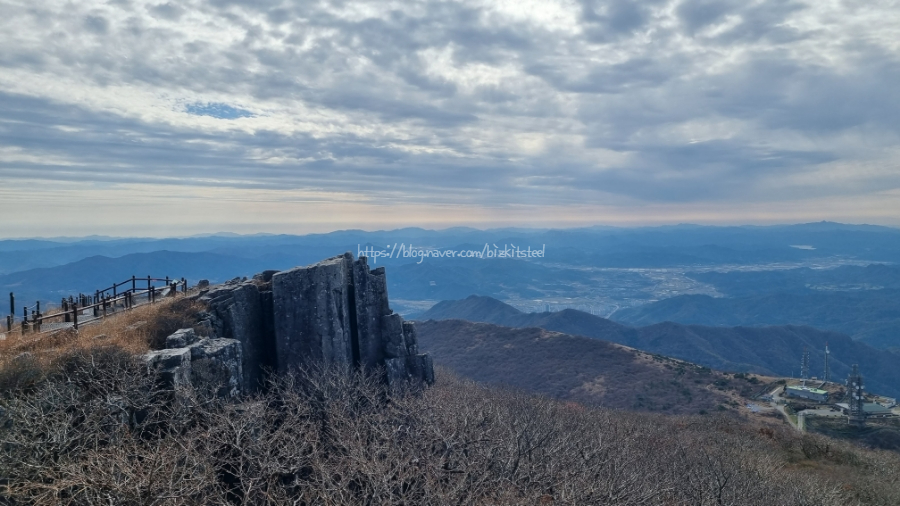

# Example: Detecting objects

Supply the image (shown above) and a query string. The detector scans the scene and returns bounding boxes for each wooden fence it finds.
[5,276,188,334]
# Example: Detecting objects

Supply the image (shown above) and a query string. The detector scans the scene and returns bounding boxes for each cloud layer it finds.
[1,0,899,234]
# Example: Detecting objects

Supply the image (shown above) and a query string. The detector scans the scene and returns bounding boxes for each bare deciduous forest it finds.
[2,301,900,505]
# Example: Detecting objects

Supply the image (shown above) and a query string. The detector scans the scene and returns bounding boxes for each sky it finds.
[1,0,899,237]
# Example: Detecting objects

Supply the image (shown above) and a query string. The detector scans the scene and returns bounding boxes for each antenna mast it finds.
[847,364,866,427]
[801,347,810,387]
[823,342,830,383]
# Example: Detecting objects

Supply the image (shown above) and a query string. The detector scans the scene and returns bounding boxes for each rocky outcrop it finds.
[201,279,275,392]
[144,347,192,389]
[272,253,433,385]
[188,338,243,398]
[166,328,199,348]
[144,333,243,398]
[193,252,433,391]
[273,255,355,370]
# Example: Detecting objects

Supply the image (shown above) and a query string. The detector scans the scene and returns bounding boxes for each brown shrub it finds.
[2,323,900,505]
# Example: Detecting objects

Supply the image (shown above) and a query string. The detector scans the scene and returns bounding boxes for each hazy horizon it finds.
[2,220,899,241]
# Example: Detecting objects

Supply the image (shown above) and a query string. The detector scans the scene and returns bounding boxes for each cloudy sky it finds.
[1,0,899,236]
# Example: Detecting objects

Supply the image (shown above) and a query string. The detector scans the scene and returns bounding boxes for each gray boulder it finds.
[188,338,243,398]
[385,354,434,387]
[144,347,192,390]
[165,328,199,348]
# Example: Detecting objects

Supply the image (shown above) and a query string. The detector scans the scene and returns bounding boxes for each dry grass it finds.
[0,296,206,373]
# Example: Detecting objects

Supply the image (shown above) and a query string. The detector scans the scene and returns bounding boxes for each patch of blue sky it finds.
[185,102,254,119]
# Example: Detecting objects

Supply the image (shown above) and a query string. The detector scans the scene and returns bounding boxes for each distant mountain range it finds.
[418,295,900,398]
[416,319,769,415]
[613,290,900,351]
[3,221,900,275]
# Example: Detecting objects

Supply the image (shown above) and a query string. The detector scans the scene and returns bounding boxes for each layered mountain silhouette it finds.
[419,295,900,398]
[613,290,900,351]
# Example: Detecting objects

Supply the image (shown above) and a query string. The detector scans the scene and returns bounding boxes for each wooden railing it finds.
[5,276,188,334]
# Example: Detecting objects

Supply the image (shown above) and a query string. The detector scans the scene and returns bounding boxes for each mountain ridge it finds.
[415,319,768,415]
[418,295,900,397]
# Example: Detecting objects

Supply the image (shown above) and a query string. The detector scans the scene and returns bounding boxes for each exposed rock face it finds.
[271,253,433,385]
[166,328,199,348]
[386,354,434,387]
[193,252,433,390]
[201,280,275,392]
[189,338,243,398]
[272,255,354,370]
[144,334,243,398]
[144,347,192,389]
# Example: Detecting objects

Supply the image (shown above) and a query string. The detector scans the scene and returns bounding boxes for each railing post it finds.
[132,275,136,293]
[102,295,107,318]
[73,302,78,330]
[6,314,11,332]
[9,292,13,316]
[113,283,116,299]
[182,278,187,293]
[62,298,70,323]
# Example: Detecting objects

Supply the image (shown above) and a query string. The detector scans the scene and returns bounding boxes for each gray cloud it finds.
[0,0,899,227]
[83,14,110,35]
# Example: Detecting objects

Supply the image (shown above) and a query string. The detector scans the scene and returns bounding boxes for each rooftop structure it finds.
[786,385,829,403]
[835,403,895,418]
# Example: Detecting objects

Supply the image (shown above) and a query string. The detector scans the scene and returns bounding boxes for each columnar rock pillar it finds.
[272,252,433,385]
[272,253,355,371]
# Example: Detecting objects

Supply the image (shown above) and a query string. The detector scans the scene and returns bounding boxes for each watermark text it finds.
[358,243,546,264]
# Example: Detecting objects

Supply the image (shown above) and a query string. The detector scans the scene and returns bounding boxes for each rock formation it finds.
[200,279,275,392]
[144,330,243,398]
[180,252,432,393]
[272,253,433,386]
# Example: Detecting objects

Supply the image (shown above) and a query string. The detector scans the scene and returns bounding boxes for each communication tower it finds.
[823,342,830,383]
[800,347,810,386]
[846,364,866,427]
